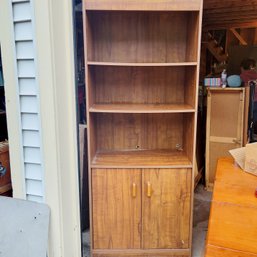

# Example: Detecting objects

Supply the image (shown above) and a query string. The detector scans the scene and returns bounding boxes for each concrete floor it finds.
[82,184,212,257]
[192,185,212,257]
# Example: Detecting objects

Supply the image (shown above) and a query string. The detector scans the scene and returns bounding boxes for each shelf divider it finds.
[87,61,198,67]
[89,104,196,113]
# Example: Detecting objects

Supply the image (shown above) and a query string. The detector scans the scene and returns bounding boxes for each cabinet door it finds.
[92,169,141,249]
[142,169,191,249]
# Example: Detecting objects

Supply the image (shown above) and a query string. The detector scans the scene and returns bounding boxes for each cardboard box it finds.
[229,142,257,176]
[0,141,12,194]
[245,142,257,175]
[204,77,221,87]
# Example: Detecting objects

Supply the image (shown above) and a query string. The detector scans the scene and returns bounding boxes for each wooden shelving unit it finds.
[83,1,203,256]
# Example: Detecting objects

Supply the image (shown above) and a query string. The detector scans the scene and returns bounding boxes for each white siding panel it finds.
[26,179,43,196]
[19,78,37,95]
[20,95,38,113]
[23,130,40,147]
[16,41,34,59]
[24,147,41,164]
[11,0,44,203]
[25,163,42,180]
[14,21,32,41]
[21,113,39,130]
[17,59,35,77]
[13,2,31,22]
[27,195,43,203]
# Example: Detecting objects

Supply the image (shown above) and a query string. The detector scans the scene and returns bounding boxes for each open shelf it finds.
[89,113,195,165]
[86,11,199,63]
[91,150,192,168]
[89,104,195,113]
[88,65,197,108]
[87,61,198,67]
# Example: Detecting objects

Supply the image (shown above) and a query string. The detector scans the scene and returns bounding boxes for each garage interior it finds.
[0,0,257,257]
[74,1,257,257]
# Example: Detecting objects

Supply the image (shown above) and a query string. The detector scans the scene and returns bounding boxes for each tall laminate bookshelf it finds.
[83,1,203,256]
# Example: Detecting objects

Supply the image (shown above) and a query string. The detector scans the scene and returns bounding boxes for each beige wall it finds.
[0,0,82,256]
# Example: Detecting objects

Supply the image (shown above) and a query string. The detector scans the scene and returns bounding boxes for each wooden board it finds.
[213,158,257,208]
[89,104,195,114]
[142,169,191,249]
[209,89,244,138]
[93,250,189,257]
[207,202,257,254]
[84,0,201,11]
[205,245,257,257]
[92,169,141,249]
[79,124,87,193]
[203,0,257,30]
[205,158,257,257]
[92,150,192,168]
[208,142,236,184]
[205,88,245,189]
[94,113,194,153]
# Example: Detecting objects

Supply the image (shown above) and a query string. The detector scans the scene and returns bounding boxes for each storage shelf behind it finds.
[89,104,195,113]
[91,150,192,168]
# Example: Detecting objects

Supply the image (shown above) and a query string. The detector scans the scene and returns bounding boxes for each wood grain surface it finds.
[95,113,184,152]
[205,158,257,257]
[89,66,197,106]
[206,245,257,257]
[84,0,201,11]
[92,169,141,249]
[91,150,192,168]
[142,169,191,249]
[87,11,199,63]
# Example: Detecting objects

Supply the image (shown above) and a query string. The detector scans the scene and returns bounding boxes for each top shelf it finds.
[86,11,199,63]
[87,61,198,67]
[84,0,202,11]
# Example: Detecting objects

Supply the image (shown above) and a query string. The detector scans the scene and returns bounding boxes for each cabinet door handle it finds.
[132,183,137,198]
[147,182,152,198]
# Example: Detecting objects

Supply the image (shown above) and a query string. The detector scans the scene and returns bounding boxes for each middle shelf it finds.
[88,112,195,167]
[88,65,197,108]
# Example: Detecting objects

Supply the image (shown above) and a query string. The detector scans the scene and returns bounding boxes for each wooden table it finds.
[205,157,257,257]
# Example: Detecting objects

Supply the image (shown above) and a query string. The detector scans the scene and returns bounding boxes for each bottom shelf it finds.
[91,150,192,168]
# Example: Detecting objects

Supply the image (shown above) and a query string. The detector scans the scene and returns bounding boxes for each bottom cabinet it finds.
[92,168,192,253]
